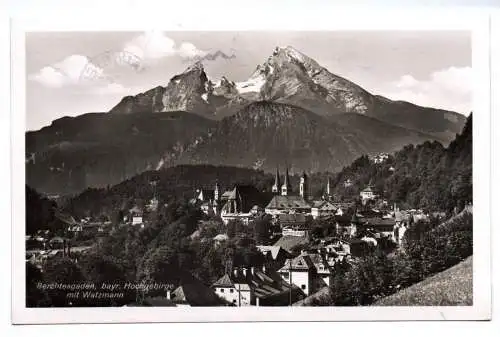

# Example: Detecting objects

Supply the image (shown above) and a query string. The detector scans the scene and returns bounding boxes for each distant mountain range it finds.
[26,46,467,195]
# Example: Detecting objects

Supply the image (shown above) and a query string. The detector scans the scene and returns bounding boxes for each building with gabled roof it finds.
[168,283,223,307]
[256,245,293,270]
[278,253,331,296]
[310,200,338,219]
[361,217,397,239]
[220,185,272,225]
[281,166,293,196]
[271,166,281,194]
[265,195,311,216]
[360,183,378,204]
[212,267,305,306]
[197,189,215,202]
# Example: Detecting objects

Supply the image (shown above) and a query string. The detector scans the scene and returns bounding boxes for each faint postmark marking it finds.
[80,50,144,82]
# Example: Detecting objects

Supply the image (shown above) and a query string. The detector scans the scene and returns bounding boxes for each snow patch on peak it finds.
[201,93,208,103]
[236,73,266,94]
[211,79,221,88]
[284,46,306,63]
[272,45,307,62]
[183,61,204,73]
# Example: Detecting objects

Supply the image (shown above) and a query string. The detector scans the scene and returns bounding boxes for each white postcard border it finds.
[10,6,492,324]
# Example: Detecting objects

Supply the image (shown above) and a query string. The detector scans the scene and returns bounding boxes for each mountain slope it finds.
[60,165,275,219]
[110,62,248,119]
[28,46,468,195]
[108,46,466,140]
[374,256,472,306]
[26,111,216,195]
[174,101,443,173]
[328,114,472,210]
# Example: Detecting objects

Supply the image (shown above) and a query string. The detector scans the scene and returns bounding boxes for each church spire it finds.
[214,180,220,201]
[300,171,308,200]
[281,165,292,196]
[272,166,281,194]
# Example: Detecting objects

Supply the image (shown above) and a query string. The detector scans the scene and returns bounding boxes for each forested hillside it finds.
[327,114,472,211]
[62,165,274,219]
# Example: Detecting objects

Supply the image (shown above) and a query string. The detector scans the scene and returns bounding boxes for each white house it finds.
[129,205,143,226]
[212,272,252,306]
[360,186,376,202]
[212,267,301,306]
[281,226,308,237]
[310,200,337,219]
[279,253,334,297]
[279,254,314,296]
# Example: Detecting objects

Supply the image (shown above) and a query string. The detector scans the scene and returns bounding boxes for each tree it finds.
[226,219,244,239]
[26,262,51,307]
[26,185,56,234]
[43,257,85,306]
[112,209,124,226]
[253,215,272,244]
[137,246,180,284]
[78,253,130,306]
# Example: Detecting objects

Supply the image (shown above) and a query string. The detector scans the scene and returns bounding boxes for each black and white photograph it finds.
[9,6,493,324]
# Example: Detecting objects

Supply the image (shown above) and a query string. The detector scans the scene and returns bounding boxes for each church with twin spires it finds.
[271,166,308,199]
[265,166,312,216]
[194,165,338,224]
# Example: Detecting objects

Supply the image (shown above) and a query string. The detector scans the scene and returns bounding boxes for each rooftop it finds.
[362,218,396,227]
[213,268,301,301]
[256,245,289,260]
[279,254,315,272]
[266,195,311,210]
[170,282,223,306]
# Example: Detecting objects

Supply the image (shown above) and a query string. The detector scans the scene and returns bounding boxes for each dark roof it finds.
[335,215,352,226]
[311,200,337,210]
[277,213,310,224]
[273,235,309,253]
[213,268,303,302]
[222,185,272,213]
[213,274,234,288]
[266,195,311,210]
[54,212,78,226]
[256,246,291,260]
[359,209,383,218]
[362,218,396,227]
[199,189,215,200]
[170,282,223,306]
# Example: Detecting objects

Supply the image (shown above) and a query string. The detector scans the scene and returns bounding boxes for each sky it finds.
[26,31,471,131]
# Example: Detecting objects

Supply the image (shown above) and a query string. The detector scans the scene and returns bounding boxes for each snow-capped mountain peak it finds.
[183,61,205,74]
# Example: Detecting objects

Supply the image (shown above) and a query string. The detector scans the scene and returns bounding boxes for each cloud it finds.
[382,66,472,114]
[123,31,234,62]
[30,54,105,88]
[124,31,176,60]
[88,83,131,95]
[29,53,139,95]
[178,42,207,58]
[31,66,66,88]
